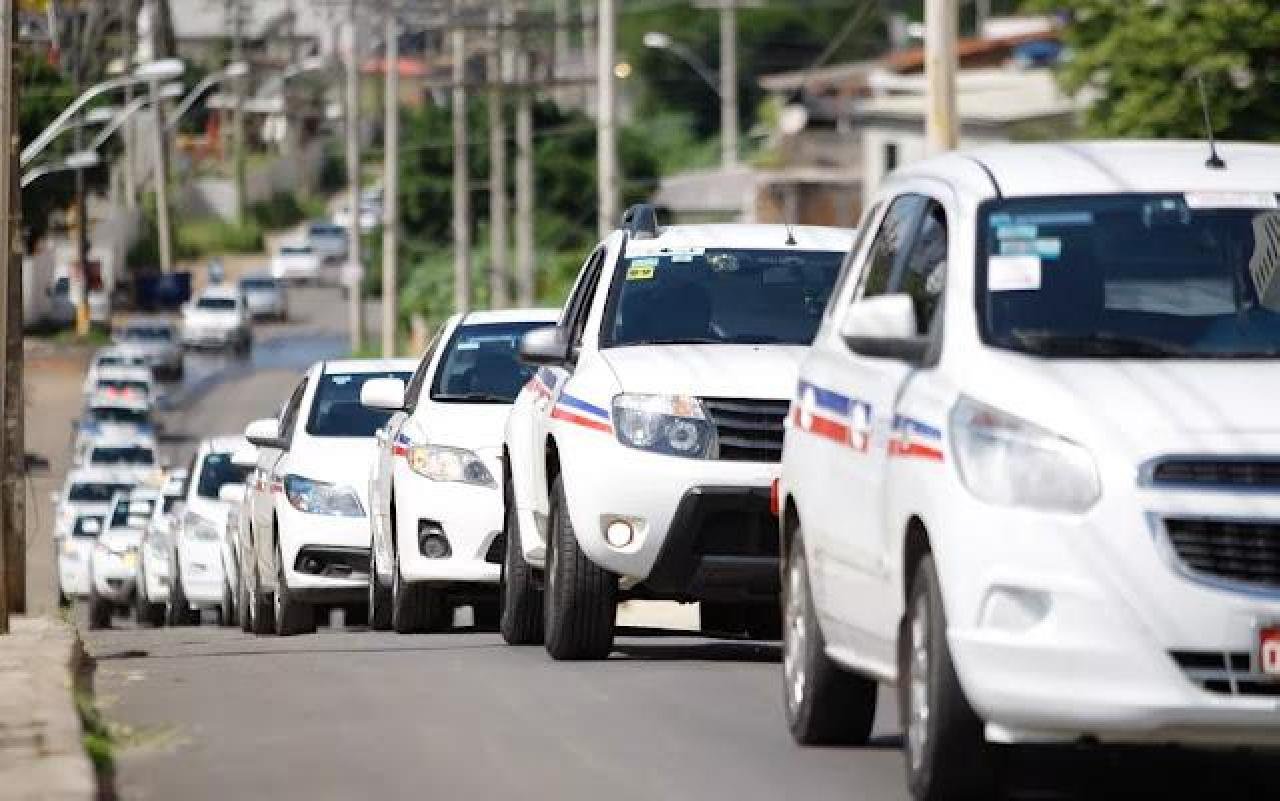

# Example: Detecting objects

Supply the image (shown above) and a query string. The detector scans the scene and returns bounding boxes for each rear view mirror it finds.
[840,294,929,364]
[244,418,285,450]
[518,326,571,367]
[218,484,247,504]
[360,377,406,412]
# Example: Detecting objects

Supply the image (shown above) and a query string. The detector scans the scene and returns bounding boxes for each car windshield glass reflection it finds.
[196,297,236,311]
[110,498,155,528]
[981,193,1280,358]
[68,483,133,503]
[430,322,547,403]
[196,452,251,499]
[72,516,104,538]
[90,446,155,466]
[307,371,413,437]
[604,249,845,347]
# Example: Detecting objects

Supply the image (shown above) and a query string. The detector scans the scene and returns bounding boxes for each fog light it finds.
[419,521,451,559]
[979,586,1050,632]
[302,557,323,574]
[605,520,634,549]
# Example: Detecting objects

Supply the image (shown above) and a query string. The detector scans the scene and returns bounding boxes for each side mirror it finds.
[244,417,285,450]
[518,325,571,367]
[360,377,406,412]
[230,445,258,469]
[840,294,930,364]
[218,484,247,504]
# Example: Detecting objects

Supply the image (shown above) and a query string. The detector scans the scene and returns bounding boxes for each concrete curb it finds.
[0,617,97,801]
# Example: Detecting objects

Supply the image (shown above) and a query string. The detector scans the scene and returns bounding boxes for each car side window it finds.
[854,194,926,301]
[558,247,605,329]
[278,376,310,441]
[404,329,444,412]
[895,200,948,336]
[824,202,882,321]
[567,250,606,349]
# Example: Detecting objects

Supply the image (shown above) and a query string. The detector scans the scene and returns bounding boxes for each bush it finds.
[176,218,264,257]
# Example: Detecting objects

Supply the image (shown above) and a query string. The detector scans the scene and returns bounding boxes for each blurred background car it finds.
[181,287,253,353]
[136,488,185,628]
[112,317,184,380]
[73,392,155,463]
[87,490,161,629]
[81,348,149,397]
[238,273,288,321]
[270,243,323,285]
[305,222,349,265]
[56,514,104,607]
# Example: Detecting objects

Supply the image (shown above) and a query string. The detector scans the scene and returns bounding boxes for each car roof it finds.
[199,286,240,300]
[199,435,250,455]
[321,357,418,374]
[891,140,1280,200]
[93,347,146,362]
[458,308,560,326]
[66,466,139,483]
[624,224,854,256]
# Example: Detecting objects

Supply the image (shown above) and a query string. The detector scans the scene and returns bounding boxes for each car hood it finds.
[411,402,512,453]
[100,528,143,549]
[183,309,239,328]
[955,352,1280,458]
[600,345,808,400]
[288,437,378,504]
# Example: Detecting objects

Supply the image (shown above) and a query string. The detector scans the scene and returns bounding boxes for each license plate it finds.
[1261,625,1280,677]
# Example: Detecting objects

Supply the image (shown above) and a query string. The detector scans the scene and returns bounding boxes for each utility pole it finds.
[595,0,617,238]
[514,2,533,306]
[230,0,247,221]
[580,0,596,111]
[150,78,175,271]
[451,0,471,313]
[551,0,569,107]
[486,0,508,308]
[0,0,17,631]
[381,1,399,356]
[123,0,138,209]
[924,0,958,154]
[718,0,738,168]
[345,0,365,351]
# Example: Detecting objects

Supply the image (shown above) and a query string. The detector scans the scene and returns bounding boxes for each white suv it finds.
[779,141,1280,800]
[362,309,558,633]
[244,359,415,635]
[502,206,853,659]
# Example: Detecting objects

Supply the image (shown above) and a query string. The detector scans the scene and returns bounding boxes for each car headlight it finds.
[184,514,222,542]
[407,446,496,487]
[612,394,718,459]
[950,396,1100,514]
[95,541,138,557]
[283,474,364,517]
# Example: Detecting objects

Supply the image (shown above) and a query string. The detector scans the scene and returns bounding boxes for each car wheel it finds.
[239,568,253,632]
[901,554,998,801]
[343,604,369,628]
[219,578,237,627]
[250,561,275,635]
[543,475,616,661]
[782,529,877,745]
[87,581,111,630]
[499,481,543,645]
[274,543,315,636]
[368,524,393,631]
[166,561,200,626]
[472,600,499,631]
[391,547,449,633]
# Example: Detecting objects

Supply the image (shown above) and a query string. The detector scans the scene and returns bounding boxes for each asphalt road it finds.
[79,285,1280,801]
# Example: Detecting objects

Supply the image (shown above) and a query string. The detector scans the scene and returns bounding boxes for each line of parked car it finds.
[54,143,1280,801]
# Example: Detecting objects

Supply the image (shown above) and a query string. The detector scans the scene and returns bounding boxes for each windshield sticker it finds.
[988,255,1041,292]
[1185,191,1279,210]
[995,224,1038,241]
[668,247,704,263]
[630,257,659,268]
[626,264,655,281]
[456,342,480,350]
[331,375,352,385]
[993,212,1093,227]
[999,237,1061,259]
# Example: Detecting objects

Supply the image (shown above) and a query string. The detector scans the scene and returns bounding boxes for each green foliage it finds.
[18,51,92,247]
[1025,0,1280,140]
[74,691,113,776]
[319,141,348,193]
[177,218,265,256]
[246,192,325,230]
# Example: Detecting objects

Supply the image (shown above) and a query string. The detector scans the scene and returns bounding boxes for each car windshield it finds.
[196,451,250,499]
[67,482,133,503]
[110,498,156,528]
[163,496,182,514]
[282,246,312,256]
[89,406,149,425]
[97,355,144,368]
[122,325,171,341]
[90,446,155,466]
[72,516,104,538]
[196,297,236,311]
[603,249,845,347]
[307,371,412,437]
[309,225,343,238]
[980,193,1280,359]
[240,278,277,291]
[96,379,149,394]
[430,322,548,403]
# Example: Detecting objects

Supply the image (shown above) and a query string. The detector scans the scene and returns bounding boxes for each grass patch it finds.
[177,218,265,256]
[51,327,112,347]
[74,689,113,777]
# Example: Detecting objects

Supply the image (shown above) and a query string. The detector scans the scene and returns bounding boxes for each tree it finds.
[1027,0,1280,140]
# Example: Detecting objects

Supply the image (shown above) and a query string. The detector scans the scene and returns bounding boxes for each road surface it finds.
[79,285,1280,801]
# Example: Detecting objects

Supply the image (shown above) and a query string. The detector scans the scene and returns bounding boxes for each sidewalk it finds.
[0,617,96,801]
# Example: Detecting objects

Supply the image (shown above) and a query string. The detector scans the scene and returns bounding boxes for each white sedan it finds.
[182,288,253,353]
[362,309,558,632]
[270,243,324,284]
[243,358,415,635]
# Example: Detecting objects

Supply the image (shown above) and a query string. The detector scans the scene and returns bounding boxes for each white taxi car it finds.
[182,286,253,353]
[503,206,852,659]
[82,364,155,405]
[244,359,414,635]
[135,486,185,627]
[778,141,1280,800]
[56,514,104,605]
[87,490,161,629]
[166,437,253,626]
[361,309,558,632]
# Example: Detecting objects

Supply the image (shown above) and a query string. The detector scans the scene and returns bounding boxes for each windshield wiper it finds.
[1007,330,1194,358]
[432,392,512,403]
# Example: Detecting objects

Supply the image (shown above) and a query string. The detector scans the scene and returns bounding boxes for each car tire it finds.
[250,561,275,635]
[238,569,253,633]
[499,483,543,645]
[343,604,369,628]
[368,529,393,632]
[219,579,237,628]
[901,554,998,801]
[782,530,877,746]
[471,600,499,631]
[166,562,200,626]
[87,582,111,630]
[543,475,616,661]
[274,544,315,636]
[391,549,450,633]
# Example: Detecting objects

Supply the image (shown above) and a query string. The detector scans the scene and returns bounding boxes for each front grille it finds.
[1163,518,1280,590]
[1170,650,1280,697]
[1150,459,1280,490]
[700,398,790,463]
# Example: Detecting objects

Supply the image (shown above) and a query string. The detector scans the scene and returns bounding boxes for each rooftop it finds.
[625,224,854,255]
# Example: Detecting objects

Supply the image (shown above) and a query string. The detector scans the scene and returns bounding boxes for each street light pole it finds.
[487,0,509,308]
[596,0,617,238]
[0,0,18,630]
[381,2,399,356]
[451,0,471,313]
[345,0,364,352]
[150,79,175,272]
[925,0,959,153]
[718,1,738,168]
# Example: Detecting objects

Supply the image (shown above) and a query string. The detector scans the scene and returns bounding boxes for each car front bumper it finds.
[394,471,504,586]
[278,505,371,600]
[90,550,139,603]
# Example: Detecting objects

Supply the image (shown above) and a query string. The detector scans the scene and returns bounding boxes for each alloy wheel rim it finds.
[907,592,930,773]
[783,552,809,714]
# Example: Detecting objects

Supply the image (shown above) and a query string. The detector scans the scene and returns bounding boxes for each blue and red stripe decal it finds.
[792,381,871,453]
[889,416,944,462]
[551,393,613,434]
[392,432,410,457]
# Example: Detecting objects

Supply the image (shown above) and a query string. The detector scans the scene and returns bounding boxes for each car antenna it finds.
[1195,73,1226,170]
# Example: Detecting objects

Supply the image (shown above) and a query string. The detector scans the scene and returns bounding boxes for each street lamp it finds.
[644,29,737,168]
[167,61,249,131]
[21,58,185,167]
[90,83,183,151]
[643,32,721,95]
[20,150,101,188]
